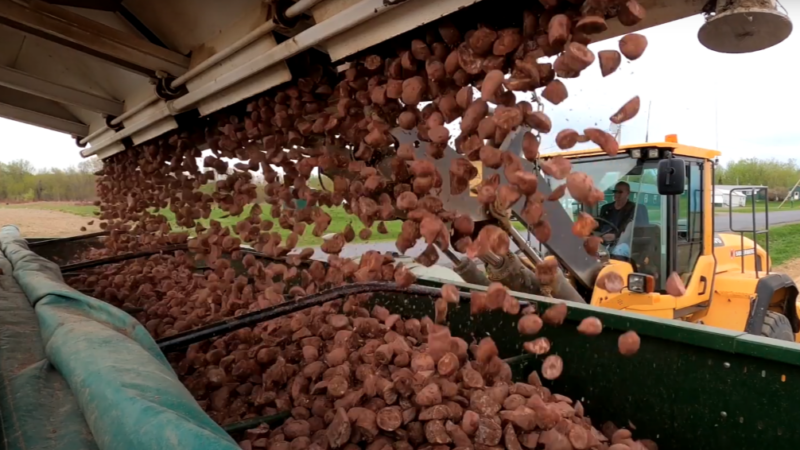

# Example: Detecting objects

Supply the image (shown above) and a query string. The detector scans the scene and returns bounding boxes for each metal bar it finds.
[59,243,188,272]
[765,188,770,275]
[169,0,324,91]
[170,0,400,113]
[752,189,758,278]
[0,64,123,116]
[79,93,159,146]
[169,21,277,90]
[0,98,88,136]
[156,282,455,353]
[285,0,325,18]
[28,230,109,248]
[80,101,171,156]
[0,0,189,77]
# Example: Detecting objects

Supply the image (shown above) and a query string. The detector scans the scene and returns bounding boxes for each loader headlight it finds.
[648,148,659,159]
[628,273,655,293]
[631,149,642,159]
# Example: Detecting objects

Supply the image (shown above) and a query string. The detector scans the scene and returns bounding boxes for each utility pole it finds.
[777,178,800,209]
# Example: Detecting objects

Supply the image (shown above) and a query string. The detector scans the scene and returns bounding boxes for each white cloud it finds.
[2,5,799,169]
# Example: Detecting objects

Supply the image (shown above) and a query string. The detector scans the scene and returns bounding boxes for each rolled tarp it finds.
[0,225,239,450]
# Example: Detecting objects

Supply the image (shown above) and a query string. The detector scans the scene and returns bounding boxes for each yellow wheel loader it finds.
[534,140,800,342]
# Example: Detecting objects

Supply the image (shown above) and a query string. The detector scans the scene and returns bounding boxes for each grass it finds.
[756,222,800,267]
[724,201,800,214]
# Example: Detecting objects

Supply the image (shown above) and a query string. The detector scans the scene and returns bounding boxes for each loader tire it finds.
[761,311,795,342]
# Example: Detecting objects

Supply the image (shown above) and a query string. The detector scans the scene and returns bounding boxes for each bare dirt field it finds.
[775,259,800,285]
[0,208,100,238]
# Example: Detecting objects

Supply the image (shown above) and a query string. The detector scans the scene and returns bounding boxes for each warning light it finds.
[665,134,678,143]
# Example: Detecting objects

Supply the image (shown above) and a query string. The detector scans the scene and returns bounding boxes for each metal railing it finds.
[728,187,770,277]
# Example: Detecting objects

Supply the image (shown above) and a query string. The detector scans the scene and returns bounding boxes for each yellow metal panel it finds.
[542,143,721,160]
[699,272,759,331]
[704,159,714,256]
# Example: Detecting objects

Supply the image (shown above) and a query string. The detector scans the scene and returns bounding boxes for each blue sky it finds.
[1,5,798,170]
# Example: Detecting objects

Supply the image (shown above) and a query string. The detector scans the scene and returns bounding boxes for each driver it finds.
[597,181,636,242]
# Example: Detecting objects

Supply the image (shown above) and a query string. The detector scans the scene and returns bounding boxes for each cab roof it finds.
[541,142,722,161]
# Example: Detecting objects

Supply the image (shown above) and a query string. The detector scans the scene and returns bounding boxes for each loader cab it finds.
[543,143,713,293]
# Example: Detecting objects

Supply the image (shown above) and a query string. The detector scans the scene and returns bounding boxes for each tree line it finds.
[717,158,800,201]
[0,158,102,202]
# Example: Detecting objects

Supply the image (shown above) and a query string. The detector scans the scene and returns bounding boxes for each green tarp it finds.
[0,226,239,450]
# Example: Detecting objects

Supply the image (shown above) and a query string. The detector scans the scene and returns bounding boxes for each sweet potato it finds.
[494,28,522,56]
[541,355,563,380]
[666,272,686,297]
[523,337,551,355]
[541,80,568,105]
[547,14,570,48]
[562,43,595,72]
[620,33,648,60]
[618,331,641,356]
[556,129,579,150]
[596,272,624,293]
[542,302,568,326]
[610,96,640,124]
[481,69,505,102]
[461,99,488,134]
[577,317,603,336]
[618,0,646,26]
[480,145,503,169]
[526,111,552,133]
[572,212,598,238]
[468,27,498,55]
[518,314,544,335]
[584,128,619,156]
[576,16,607,35]
[599,50,622,77]
[402,77,426,106]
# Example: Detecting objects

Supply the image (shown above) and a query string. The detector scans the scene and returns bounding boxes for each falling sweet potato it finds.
[572,212,598,238]
[461,99,488,134]
[398,111,417,130]
[494,28,522,56]
[555,129,579,150]
[578,317,603,336]
[620,34,648,60]
[481,70,505,102]
[618,0,646,26]
[576,16,608,35]
[541,80,568,105]
[522,132,540,161]
[547,14,570,47]
[610,96,640,124]
[526,111,552,133]
[618,331,641,356]
[562,43,595,72]
[584,235,603,256]
[429,125,450,144]
[542,302,568,326]
[468,27,498,56]
[541,355,563,380]
[599,50,622,77]
[540,156,571,180]
[479,145,503,169]
[523,337,551,355]
[514,171,538,196]
[584,128,619,156]
[666,272,686,297]
[401,77,426,106]
[518,314,544,335]
[596,272,624,293]
[566,172,595,204]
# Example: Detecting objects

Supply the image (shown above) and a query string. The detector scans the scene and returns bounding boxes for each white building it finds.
[714,185,762,207]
